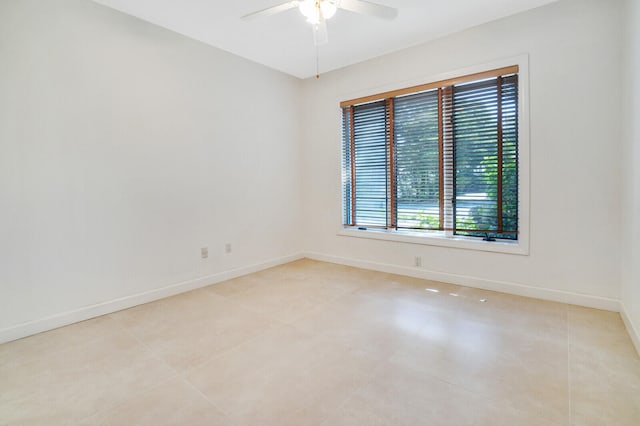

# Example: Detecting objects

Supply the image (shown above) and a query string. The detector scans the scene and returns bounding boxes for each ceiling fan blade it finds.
[338,0,398,20]
[241,1,299,20]
[313,19,329,45]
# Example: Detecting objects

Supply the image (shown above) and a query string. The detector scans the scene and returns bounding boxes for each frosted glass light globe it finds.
[299,0,317,21]
[320,1,337,20]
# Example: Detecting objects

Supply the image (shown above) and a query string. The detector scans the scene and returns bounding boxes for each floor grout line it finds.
[68,319,182,424]
[107,315,236,423]
[567,305,573,426]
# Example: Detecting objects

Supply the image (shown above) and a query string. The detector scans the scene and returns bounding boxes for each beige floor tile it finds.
[207,273,267,297]
[389,310,570,424]
[293,286,461,362]
[0,331,175,424]
[568,306,640,424]
[109,288,275,372]
[217,274,356,325]
[569,338,640,426]
[324,357,560,426]
[0,315,123,370]
[79,376,230,425]
[454,286,569,334]
[570,375,640,425]
[267,259,358,278]
[247,259,326,282]
[292,306,413,362]
[186,324,381,425]
[568,305,639,360]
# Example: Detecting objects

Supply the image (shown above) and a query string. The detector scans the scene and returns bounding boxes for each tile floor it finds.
[1,259,639,425]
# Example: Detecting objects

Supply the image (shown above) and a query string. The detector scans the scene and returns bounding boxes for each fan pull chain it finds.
[316,45,320,79]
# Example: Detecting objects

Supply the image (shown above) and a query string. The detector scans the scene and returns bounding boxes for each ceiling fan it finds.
[242,0,398,45]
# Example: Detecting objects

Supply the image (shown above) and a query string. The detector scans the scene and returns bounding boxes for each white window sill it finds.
[337,227,529,255]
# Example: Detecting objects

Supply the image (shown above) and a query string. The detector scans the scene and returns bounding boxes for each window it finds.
[341,66,519,242]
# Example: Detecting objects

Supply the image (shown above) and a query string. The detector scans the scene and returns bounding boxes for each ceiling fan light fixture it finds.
[299,0,318,22]
[299,0,337,24]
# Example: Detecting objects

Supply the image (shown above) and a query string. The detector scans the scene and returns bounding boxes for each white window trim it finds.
[336,55,530,256]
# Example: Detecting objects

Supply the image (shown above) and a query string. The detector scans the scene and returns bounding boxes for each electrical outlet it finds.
[201,247,208,259]
[225,243,232,254]
[414,256,422,267]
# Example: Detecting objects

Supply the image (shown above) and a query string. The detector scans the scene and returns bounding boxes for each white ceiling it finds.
[91,0,557,79]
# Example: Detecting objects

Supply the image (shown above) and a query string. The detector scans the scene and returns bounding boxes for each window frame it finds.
[337,55,530,255]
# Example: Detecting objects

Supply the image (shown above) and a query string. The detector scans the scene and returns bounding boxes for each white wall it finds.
[1,0,633,344]
[622,0,640,351]
[0,0,302,340]
[301,0,624,306]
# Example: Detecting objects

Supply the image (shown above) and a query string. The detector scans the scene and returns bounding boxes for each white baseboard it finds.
[0,253,303,345]
[304,252,621,312]
[621,303,640,356]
